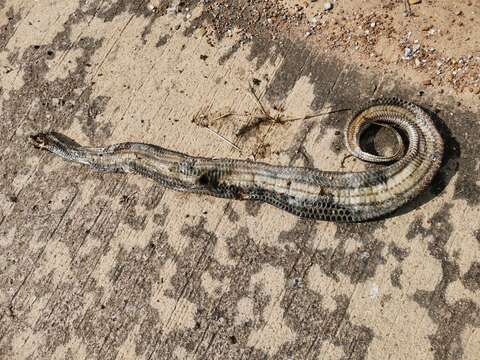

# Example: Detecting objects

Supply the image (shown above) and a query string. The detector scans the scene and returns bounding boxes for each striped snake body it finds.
[30,98,444,222]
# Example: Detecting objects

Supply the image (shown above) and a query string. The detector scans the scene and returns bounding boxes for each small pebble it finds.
[324,2,333,11]
[147,3,156,12]
[404,47,413,58]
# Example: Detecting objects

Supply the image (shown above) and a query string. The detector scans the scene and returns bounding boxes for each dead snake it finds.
[30,98,444,222]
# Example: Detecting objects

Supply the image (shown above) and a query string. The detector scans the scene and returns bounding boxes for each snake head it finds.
[29,133,53,150]
[29,132,81,153]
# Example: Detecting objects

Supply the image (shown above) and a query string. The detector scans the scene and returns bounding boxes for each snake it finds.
[29,98,444,222]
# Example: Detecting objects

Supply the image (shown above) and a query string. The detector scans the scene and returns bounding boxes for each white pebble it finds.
[404,47,413,58]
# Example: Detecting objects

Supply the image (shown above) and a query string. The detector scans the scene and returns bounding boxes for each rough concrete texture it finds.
[0,1,479,359]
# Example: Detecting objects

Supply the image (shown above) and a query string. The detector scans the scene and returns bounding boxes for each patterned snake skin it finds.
[30,98,444,222]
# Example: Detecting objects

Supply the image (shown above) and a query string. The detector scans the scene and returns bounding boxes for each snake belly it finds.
[30,98,444,222]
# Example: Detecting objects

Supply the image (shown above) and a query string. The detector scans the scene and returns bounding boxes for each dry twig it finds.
[204,127,242,153]
[192,82,351,153]
[403,0,412,16]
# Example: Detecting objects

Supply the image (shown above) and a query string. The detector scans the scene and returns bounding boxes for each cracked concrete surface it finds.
[0,1,479,359]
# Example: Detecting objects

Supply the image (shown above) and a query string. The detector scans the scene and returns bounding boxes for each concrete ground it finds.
[0,1,479,359]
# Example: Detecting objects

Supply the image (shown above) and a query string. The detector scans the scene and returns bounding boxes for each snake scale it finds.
[30,98,444,222]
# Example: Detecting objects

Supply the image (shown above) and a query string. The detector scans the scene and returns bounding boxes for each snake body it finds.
[30,98,443,222]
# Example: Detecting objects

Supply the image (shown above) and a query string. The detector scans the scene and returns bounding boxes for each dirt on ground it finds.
[180,0,480,103]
